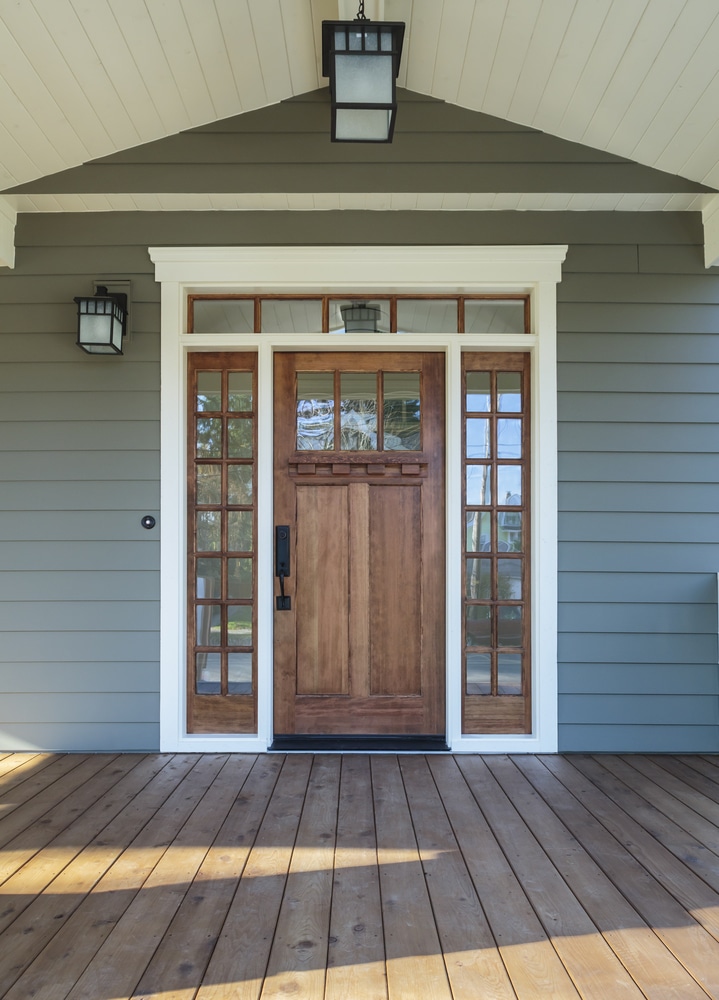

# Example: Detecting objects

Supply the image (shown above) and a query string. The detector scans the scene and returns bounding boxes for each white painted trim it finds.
[151,245,565,753]
[0,197,16,269]
[703,194,719,267]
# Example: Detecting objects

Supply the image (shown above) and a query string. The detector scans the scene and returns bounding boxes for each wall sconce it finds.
[341,301,381,332]
[74,283,128,354]
[322,1,405,142]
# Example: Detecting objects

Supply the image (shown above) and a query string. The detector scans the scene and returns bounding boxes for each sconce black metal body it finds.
[74,285,128,354]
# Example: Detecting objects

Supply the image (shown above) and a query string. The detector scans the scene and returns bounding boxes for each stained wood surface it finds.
[1,753,719,999]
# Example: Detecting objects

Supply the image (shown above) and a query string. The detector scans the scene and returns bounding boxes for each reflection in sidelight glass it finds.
[228,510,253,552]
[466,653,491,695]
[228,372,252,411]
[466,371,490,412]
[466,466,491,506]
[196,558,221,596]
[498,653,522,694]
[227,418,253,458]
[465,300,525,334]
[498,606,522,647]
[466,510,491,552]
[196,511,221,552]
[228,652,252,694]
[196,417,223,458]
[383,373,420,450]
[228,606,252,647]
[498,510,523,551]
[197,464,221,505]
[497,372,522,411]
[466,558,491,600]
[497,558,522,599]
[297,372,334,450]
[228,558,252,600]
[466,417,491,458]
[227,465,253,504]
[261,299,322,333]
[497,465,521,506]
[497,418,521,459]
[466,605,491,646]
[341,372,377,450]
[196,653,221,694]
[196,371,222,411]
[197,605,221,646]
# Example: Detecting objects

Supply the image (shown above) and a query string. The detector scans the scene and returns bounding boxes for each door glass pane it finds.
[341,372,377,450]
[228,606,252,647]
[383,373,420,451]
[261,300,322,333]
[466,372,490,412]
[396,300,458,333]
[466,558,491,600]
[228,418,253,458]
[498,373,522,411]
[497,418,522,459]
[466,653,491,695]
[329,299,390,333]
[465,300,525,334]
[196,371,221,411]
[196,653,220,694]
[196,511,221,552]
[227,465,253,504]
[197,464,221,505]
[228,558,252,599]
[193,299,254,333]
[228,510,253,551]
[498,607,522,647]
[466,605,491,646]
[466,417,491,458]
[228,372,252,411]
[196,417,223,458]
[497,465,521,506]
[467,466,491,505]
[197,605,221,646]
[297,372,334,450]
[466,511,491,551]
[498,558,522,599]
[228,652,253,694]
[498,653,522,694]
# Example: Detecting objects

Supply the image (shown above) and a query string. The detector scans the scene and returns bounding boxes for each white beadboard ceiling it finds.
[2,0,719,241]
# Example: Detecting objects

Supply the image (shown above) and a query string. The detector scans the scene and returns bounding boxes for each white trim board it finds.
[150,244,566,753]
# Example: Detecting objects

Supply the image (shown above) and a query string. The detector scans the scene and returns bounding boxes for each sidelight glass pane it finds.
[465,300,525,334]
[228,558,252,599]
[297,372,334,450]
[497,418,522,459]
[193,299,254,333]
[196,558,221,598]
[261,299,322,333]
[466,511,491,552]
[498,373,522,411]
[498,653,522,695]
[466,605,491,646]
[227,510,253,552]
[227,465,253,504]
[195,653,221,694]
[466,653,491,695]
[228,418,253,458]
[466,372,490,412]
[197,604,221,646]
[228,652,253,694]
[498,558,522,599]
[498,607,522,647]
[228,372,252,411]
[196,417,223,458]
[466,465,491,506]
[396,300,458,333]
[497,465,521,506]
[196,371,221,411]
[197,464,222,505]
[498,510,523,551]
[383,373,420,450]
[196,511,221,552]
[228,606,252,647]
[341,372,377,450]
[466,417,491,458]
[466,558,491,600]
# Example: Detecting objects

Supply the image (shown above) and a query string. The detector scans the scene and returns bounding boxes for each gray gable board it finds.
[0,94,718,753]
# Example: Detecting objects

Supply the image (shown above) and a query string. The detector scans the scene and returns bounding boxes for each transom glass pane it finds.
[465,300,525,334]
[341,372,378,450]
[329,300,390,334]
[193,300,254,333]
[261,300,322,333]
[383,373,420,451]
[297,372,334,450]
[397,300,458,333]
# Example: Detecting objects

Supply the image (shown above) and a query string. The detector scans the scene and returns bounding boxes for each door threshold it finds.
[269,735,450,752]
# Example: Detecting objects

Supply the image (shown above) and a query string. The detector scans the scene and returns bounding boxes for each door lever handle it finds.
[275,525,291,610]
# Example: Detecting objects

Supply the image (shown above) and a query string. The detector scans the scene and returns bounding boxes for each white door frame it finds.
[150,245,566,752]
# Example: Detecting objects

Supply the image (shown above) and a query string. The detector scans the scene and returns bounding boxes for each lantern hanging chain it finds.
[355,0,368,21]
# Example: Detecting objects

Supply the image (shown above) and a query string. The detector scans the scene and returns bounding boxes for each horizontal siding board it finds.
[0,333,159,364]
[0,512,163,542]
[0,601,159,631]
[0,422,159,452]
[0,362,159,393]
[0,692,159,724]
[0,541,158,571]
[558,364,719,393]
[559,392,719,423]
[559,302,719,334]
[558,572,718,604]
[563,245,639,273]
[0,302,159,335]
[0,571,158,601]
[0,451,159,481]
[638,244,719,275]
[558,632,716,664]
[560,452,719,483]
[0,391,159,422]
[0,273,159,304]
[559,663,719,696]
[0,723,159,752]
[0,482,159,511]
[0,661,159,693]
[559,511,717,543]
[0,630,159,661]
[559,542,719,573]
[559,274,719,304]
[558,602,716,634]
[558,724,719,753]
[560,482,719,514]
[558,694,718,727]
[558,333,719,364]
[558,422,718,453]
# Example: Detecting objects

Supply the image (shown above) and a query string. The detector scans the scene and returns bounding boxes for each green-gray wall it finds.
[0,210,717,751]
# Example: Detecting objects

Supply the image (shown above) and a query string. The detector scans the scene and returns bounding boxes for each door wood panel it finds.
[274,352,445,737]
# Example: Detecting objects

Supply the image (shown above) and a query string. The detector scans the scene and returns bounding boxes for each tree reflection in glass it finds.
[296,372,334,450]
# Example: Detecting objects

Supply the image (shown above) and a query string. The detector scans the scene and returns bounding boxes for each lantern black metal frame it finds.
[321,12,405,143]
[74,284,128,355]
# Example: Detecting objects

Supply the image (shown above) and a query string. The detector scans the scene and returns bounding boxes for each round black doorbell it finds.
[141,515,156,529]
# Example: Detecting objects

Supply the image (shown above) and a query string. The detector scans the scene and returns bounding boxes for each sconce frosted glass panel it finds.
[335,53,393,103]
[464,300,526,334]
[193,299,255,333]
[397,300,458,333]
[261,300,322,333]
[335,108,392,141]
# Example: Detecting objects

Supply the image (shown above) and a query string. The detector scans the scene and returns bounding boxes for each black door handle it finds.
[275,525,291,610]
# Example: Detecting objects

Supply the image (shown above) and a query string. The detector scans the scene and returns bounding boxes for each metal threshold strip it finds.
[269,735,450,752]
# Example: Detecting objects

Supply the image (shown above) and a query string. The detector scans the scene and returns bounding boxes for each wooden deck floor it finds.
[1,753,719,999]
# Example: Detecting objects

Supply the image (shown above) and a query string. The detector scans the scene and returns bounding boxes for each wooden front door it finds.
[273,352,445,738]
